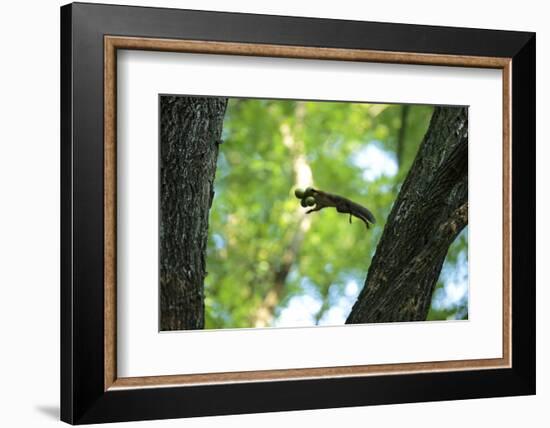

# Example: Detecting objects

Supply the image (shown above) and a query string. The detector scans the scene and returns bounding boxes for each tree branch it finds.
[346,106,468,324]
[367,203,468,316]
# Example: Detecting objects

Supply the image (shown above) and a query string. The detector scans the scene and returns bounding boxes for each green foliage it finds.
[204,98,467,329]
[427,228,469,321]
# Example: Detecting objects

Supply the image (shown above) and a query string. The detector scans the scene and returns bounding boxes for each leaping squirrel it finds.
[294,187,376,229]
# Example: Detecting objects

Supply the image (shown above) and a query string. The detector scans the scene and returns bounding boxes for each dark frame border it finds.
[61,2,535,424]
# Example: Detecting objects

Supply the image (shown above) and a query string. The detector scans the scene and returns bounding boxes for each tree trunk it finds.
[347,107,468,324]
[160,96,227,331]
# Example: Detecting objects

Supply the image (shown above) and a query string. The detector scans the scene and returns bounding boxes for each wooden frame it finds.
[62,2,535,424]
[104,35,513,390]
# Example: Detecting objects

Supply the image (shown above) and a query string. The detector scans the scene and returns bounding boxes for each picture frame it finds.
[60,2,535,424]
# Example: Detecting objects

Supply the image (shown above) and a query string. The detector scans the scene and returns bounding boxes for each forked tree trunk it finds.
[160,96,227,331]
[347,107,468,324]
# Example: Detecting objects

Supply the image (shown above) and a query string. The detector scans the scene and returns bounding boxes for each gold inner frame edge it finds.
[104,35,512,391]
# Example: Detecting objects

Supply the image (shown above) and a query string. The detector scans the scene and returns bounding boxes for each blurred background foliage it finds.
[204,99,468,329]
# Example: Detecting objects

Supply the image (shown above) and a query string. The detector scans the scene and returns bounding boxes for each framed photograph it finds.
[60,2,535,424]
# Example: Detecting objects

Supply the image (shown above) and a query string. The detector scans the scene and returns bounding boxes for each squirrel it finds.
[295,187,376,229]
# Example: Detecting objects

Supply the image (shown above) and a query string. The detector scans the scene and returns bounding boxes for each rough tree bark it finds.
[160,96,227,331]
[347,106,468,324]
